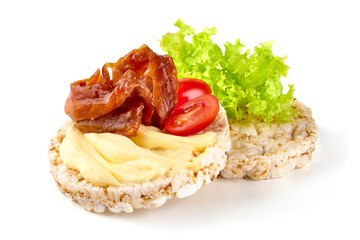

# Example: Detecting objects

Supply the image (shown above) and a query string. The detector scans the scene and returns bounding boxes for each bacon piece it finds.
[75,97,145,137]
[149,53,178,127]
[65,69,154,122]
[102,45,178,127]
[64,45,178,137]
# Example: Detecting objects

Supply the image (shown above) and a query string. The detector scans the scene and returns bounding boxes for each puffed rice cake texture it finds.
[221,99,318,180]
[49,106,231,213]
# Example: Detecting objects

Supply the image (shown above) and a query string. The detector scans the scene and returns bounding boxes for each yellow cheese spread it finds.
[59,124,216,187]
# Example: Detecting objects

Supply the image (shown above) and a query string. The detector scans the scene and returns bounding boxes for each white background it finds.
[0,0,359,239]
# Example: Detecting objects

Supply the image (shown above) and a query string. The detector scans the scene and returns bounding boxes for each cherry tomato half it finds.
[165,94,220,136]
[176,78,212,109]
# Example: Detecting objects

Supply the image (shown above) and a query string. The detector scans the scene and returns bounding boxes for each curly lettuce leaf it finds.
[160,19,298,123]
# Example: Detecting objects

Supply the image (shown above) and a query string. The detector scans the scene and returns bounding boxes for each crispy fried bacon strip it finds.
[64,45,178,136]
[75,97,145,137]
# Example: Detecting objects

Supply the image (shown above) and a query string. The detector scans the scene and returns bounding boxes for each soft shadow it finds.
[94,126,348,230]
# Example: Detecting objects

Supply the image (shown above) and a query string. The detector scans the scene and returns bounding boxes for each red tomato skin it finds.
[165,94,220,136]
[176,78,212,108]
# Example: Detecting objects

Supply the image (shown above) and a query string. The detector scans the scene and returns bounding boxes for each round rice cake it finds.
[48,106,231,213]
[221,99,318,180]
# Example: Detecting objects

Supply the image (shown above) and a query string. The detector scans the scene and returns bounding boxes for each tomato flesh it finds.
[165,94,219,136]
[176,78,212,109]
